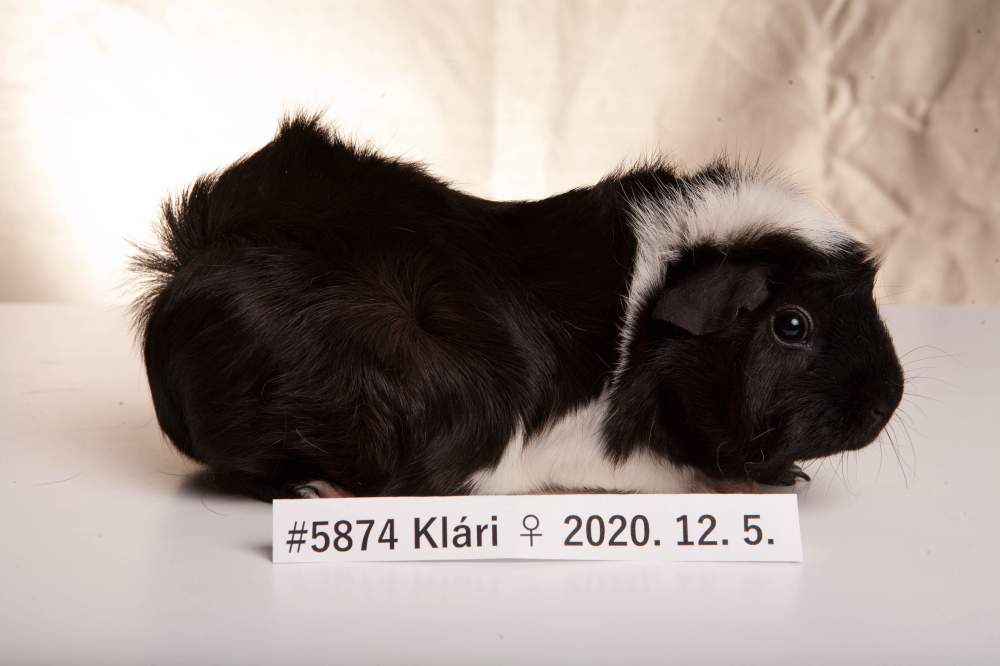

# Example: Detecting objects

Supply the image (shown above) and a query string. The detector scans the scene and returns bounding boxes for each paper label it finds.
[273,493,802,563]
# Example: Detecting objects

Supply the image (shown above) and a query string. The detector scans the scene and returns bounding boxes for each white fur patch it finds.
[614,173,854,384]
[466,395,696,494]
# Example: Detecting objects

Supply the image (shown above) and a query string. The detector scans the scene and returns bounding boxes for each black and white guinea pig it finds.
[133,114,904,500]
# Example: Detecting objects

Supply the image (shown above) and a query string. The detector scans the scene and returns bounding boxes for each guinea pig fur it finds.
[132,115,905,499]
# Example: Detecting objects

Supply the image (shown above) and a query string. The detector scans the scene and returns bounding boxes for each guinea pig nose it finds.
[868,394,900,427]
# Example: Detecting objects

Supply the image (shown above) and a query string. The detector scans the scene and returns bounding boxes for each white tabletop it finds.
[1,303,998,665]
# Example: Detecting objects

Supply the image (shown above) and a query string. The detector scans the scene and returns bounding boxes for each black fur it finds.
[132,115,903,498]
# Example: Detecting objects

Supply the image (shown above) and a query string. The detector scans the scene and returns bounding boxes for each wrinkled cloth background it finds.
[2,0,997,304]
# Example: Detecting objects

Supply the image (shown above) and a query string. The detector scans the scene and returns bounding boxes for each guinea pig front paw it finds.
[755,464,811,487]
[294,480,354,499]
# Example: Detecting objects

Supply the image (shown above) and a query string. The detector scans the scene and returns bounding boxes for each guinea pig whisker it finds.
[749,426,778,442]
[894,412,915,439]
[885,425,910,488]
[902,351,957,364]
[898,344,952,362]
[891,408,916,446]
[905,345,956,358]
[899,393,931,420]
[742,448,766,480]
[821,456,840,494]
[901,369,949,390]
[901,390,943,404]
[894,405,925,440]
[295,429,328,454]
[902,354,958,370]
[899,355,958,370]
[829,451,849,493]
[895,415,918,476]
[885,424,905,470]
[875,434,886,481]
[800,458,822,485]
[900,347,951,363]
[901,373,954,386]
[902,364,955,384]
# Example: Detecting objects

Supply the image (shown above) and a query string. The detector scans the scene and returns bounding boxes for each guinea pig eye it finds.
[771,307,811,346]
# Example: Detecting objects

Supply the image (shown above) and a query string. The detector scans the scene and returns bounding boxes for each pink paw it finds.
[295,480,354,499]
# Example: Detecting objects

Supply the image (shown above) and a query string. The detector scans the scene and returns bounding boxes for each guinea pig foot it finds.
[757,464,811,487]
[294,480,353,499]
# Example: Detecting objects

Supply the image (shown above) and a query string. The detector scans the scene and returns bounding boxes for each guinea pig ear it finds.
[651,262,770,336]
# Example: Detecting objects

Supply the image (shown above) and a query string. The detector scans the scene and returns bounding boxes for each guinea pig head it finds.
[610,231,904,486]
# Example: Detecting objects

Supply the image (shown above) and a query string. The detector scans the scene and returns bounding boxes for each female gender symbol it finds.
[520,514,542,546]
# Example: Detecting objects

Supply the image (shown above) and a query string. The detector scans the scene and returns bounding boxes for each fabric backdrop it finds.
[2,0,997,303]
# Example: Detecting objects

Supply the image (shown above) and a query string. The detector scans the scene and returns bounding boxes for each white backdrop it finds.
[2,0,998,304]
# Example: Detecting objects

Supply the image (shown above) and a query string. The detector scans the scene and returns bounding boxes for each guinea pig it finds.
[132,114,904,500]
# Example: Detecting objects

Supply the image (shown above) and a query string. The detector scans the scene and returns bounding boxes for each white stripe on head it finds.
[613,167,855,385]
